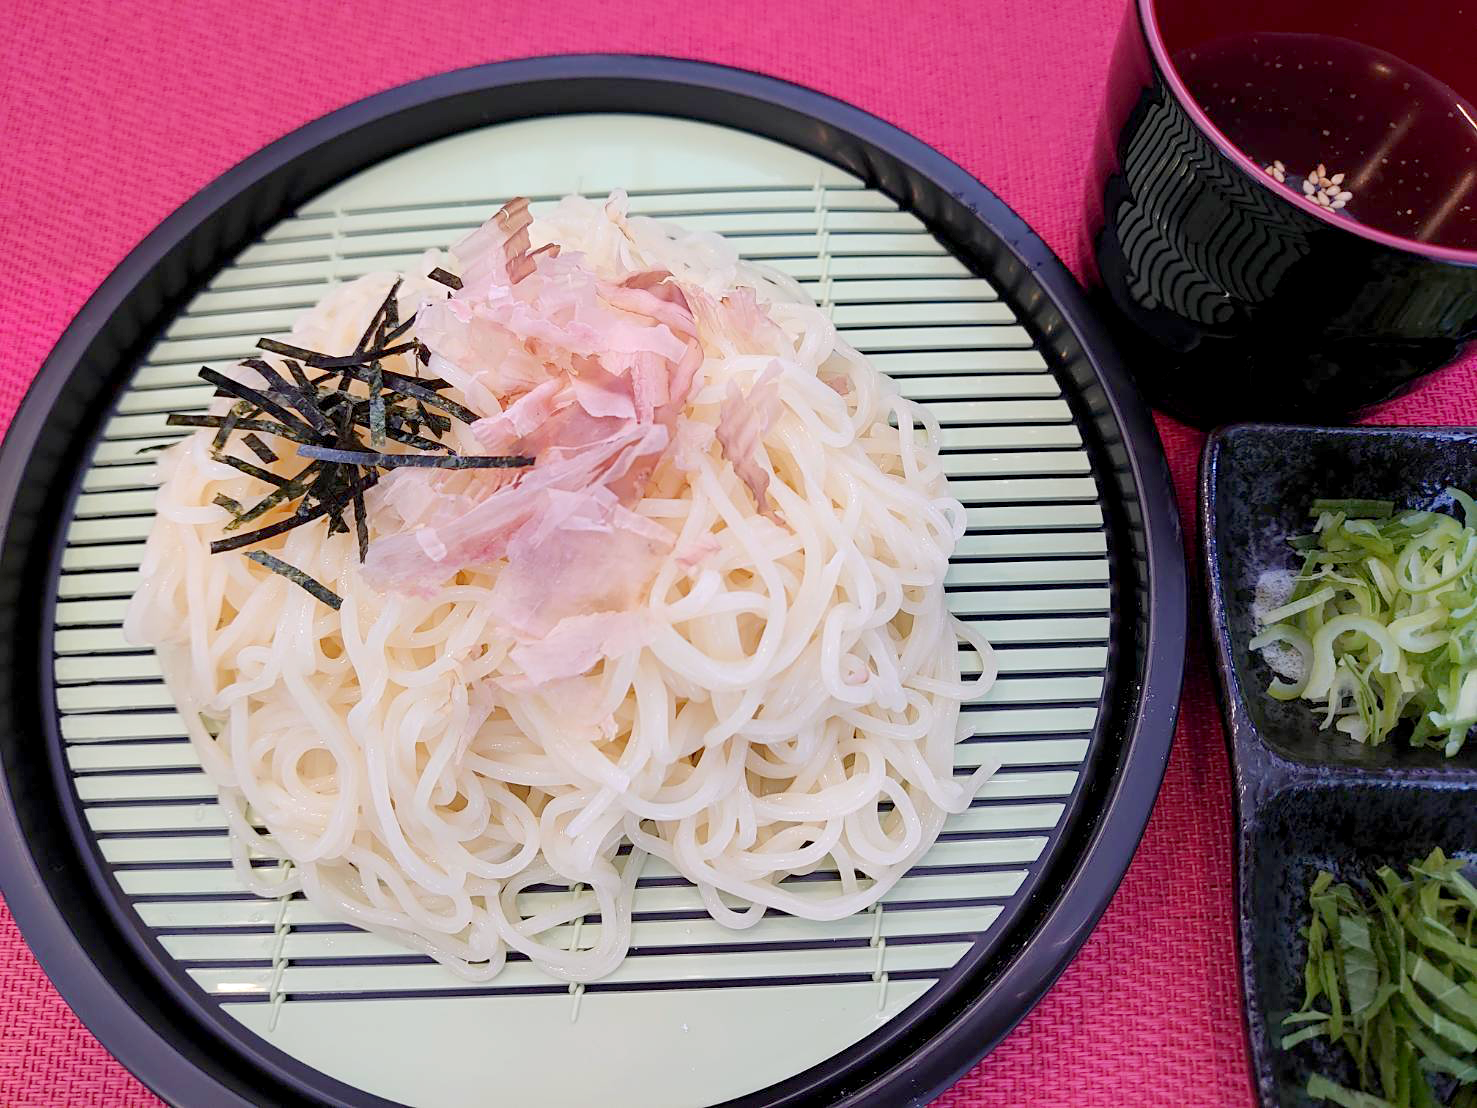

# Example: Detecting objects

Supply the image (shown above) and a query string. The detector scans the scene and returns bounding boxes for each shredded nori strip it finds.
[382,314,416,345]
[298,446,353,526]
[306,341,419,370]
[380,423,449,453]
[297,451,343,514]
[211,406,240,451]
[213,452,287,487]
[134,442,176,454]
[198,368,321,442]
[211,472,377,553]
[368,361,386,447]
[352,285,396,356]
[282,358,314,393]
[328,364,478,424]
[352,484,370,563]
[415,402,451,438]
[245,551,343,610]
[295,445,533,469]
[314,388,356,417]
[427,267,463,290]
[166,412,318,446]
[226,462,323,529]
[255,336,325,364]
[241,433,278,464]
[237,358,335,437]
[382,279,400,332]
[393,374,453,391]
[161,286,542,610]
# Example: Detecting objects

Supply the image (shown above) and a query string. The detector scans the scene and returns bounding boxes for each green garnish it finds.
[1286,851,1477,1108]
[1254,490,1477,757]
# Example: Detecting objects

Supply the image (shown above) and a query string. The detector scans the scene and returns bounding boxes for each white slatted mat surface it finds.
[54,116,1108,1108]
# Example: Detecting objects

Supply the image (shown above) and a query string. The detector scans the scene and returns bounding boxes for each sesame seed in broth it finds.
[1175,32,1477,251]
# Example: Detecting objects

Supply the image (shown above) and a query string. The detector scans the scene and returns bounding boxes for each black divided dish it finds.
[1202,423,1477,1107]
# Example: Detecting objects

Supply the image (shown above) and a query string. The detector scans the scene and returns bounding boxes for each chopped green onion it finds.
[1449,488,1477,529]
[1249,624,1313,700]
[1254,491,1477,756]
[1262,586,1338,626]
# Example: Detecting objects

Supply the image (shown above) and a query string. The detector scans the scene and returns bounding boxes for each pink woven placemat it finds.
[4,2,1475,1105]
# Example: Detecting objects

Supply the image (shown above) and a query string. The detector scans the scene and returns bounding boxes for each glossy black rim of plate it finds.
[0,55,1187,1108]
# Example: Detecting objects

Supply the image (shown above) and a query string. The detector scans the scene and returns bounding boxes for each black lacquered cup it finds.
[1088,0,1477,429]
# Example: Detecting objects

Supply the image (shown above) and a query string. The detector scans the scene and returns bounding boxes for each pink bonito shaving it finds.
[715,360,785,519]
[362,197,713,683]
[363,196,791,684]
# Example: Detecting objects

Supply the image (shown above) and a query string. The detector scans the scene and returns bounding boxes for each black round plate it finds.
[0,55,1186,1107]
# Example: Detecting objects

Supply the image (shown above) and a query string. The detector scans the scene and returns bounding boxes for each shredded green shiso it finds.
[1253,491,1477,757]
[1285,850,1477,1107]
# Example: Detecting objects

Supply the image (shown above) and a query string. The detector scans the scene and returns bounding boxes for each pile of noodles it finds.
[124,192,997,982]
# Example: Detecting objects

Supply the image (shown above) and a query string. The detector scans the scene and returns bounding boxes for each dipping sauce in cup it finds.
[1089,1,1477,429]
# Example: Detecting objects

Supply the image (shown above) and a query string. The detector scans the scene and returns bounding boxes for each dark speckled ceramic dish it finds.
[1201,423,1477,1107]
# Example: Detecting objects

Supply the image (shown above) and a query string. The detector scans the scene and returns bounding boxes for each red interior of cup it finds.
[1140,0,1477,262]
[1153,0,1474,100]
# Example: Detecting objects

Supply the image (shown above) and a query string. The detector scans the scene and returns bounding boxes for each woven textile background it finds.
[3,2,1474,1105]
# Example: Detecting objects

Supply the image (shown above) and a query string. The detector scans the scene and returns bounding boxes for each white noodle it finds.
[125,200,998,982]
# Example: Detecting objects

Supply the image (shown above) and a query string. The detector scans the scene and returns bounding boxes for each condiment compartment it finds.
[1204,423,1477,776]
[1240,780,1477,1107]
